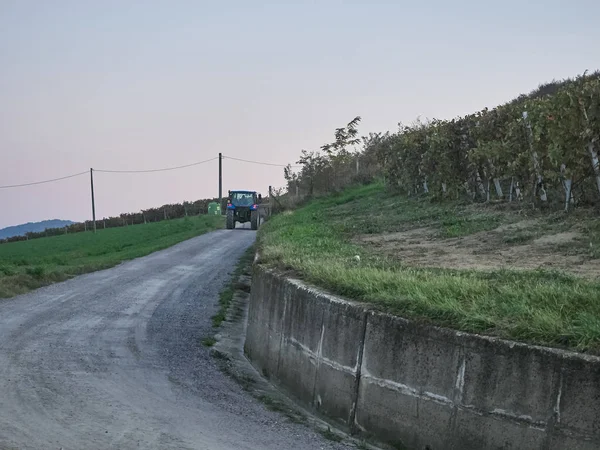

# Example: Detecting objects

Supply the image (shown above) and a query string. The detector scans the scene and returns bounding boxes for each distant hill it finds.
[0,220,75,239]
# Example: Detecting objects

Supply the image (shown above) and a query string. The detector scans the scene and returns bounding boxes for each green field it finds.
[0,215,224,298]
[258,183,600,353]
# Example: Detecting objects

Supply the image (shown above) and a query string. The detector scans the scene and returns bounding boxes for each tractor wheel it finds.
[250,211,258,230]
[226,210,235,229]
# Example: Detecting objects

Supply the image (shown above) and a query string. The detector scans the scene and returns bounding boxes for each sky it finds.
[1,0,599,228]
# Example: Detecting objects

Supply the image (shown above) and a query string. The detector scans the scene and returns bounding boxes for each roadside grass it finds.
[257,182,600,353]
[211,246,255,328]
[0,215,224,299]
[319,427,343,443]
[201,337,217,347]
[257,394,307,424]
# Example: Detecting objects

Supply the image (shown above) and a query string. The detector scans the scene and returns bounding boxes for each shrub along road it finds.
[0,229,351,450]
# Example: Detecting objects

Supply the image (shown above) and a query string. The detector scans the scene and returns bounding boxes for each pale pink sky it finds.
[1,0,598,228]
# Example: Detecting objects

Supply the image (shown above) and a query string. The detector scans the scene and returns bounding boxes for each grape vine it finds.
[286,71,600,211]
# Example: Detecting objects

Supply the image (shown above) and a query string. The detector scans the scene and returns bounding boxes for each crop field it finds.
[0,215,224,298]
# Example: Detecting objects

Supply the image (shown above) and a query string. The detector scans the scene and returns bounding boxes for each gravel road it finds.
[0,229,353,450]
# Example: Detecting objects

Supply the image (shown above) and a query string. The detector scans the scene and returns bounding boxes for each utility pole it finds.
[218,152,223,213]
[90,168,97,233]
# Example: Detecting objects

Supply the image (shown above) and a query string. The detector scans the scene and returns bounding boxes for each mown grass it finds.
[257,183,600,353]
[321,183,508,238]
[0,215,224,298]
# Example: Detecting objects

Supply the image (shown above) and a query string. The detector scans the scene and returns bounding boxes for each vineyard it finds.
[260,69,600,352]
[285,71,600,211]
[0,197,222,244]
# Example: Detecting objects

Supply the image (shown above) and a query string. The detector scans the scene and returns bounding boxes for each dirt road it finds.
[0,229,351,450]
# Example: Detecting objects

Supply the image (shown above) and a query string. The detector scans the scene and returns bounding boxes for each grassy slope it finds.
[211,245,255,328]
[0,215,224,298]
[258,183,600,353]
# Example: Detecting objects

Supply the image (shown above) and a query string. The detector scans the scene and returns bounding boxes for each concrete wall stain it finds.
[245,266,600,450]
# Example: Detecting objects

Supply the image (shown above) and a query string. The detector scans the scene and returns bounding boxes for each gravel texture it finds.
[0,228,353,450]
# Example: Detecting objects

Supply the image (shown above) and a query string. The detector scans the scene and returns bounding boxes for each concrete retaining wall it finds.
[244,266,600,450]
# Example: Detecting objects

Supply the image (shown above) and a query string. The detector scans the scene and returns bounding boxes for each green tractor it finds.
[225,190,262,230]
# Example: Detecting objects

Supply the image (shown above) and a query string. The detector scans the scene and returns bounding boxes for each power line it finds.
[0,154,293,190]
[95,156,218,174]
[0,171,88,189]
[223,155,301,168]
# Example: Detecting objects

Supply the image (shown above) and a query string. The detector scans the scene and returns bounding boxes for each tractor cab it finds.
[227,190,261,208]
